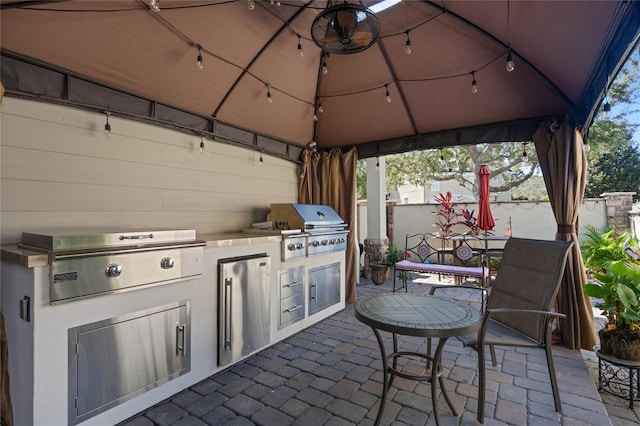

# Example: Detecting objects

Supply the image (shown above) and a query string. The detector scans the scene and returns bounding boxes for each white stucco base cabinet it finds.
[0,234,345,425]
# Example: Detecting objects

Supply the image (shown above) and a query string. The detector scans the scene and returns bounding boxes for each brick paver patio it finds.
[120,274,639,425]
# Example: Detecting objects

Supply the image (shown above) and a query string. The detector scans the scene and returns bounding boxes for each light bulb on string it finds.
[196,44,204,70]
[375,157,380,171]
[471,72,478,94]
[385,85,391,103]
[200,136,205,153]
[266,84,273,103]
[405,31,412,55]
[259,151,264,166]
[440,150,444,161]
[313,112,318,122]
[522,142,527,159]
[322,56,328,75]
[149,0,160,12]
[506,50,515,72]
[247,0,255,10]
[104,112,112,137]
[297,36,303,58]
[505,1,514,73]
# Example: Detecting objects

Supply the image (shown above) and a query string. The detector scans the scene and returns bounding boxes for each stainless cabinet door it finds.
[69,301,190,425]
[218,255,271,366]
[308,262,341,315]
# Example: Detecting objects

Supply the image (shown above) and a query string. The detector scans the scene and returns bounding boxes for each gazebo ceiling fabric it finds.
[1,0,638,158]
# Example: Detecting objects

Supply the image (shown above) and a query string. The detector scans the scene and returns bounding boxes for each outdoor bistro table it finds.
[354,293,481,426]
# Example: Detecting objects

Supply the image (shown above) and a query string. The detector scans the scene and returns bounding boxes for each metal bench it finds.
[393,232,488,292]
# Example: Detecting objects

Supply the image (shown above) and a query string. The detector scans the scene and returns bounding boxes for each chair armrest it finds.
[485,308,566,319]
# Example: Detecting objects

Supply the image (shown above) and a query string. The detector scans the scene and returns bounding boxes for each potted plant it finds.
[581,226,640,361]
[369,243,407,285]
[584,260,640,360]
[432,192,461,236]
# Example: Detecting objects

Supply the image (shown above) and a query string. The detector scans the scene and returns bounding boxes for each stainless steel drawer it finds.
[280,266,304,299]
[279,292,305,328]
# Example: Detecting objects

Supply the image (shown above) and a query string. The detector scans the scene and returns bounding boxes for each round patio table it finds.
[354,293,481,426]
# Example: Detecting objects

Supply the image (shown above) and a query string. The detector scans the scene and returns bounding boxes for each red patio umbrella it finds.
[477,165,494,292]
[477,165,495,232]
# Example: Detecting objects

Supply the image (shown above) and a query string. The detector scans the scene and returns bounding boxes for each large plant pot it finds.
[599,328,640,361]
[370,263,389,285]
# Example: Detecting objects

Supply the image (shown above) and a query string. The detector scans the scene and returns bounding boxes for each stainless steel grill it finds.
[267,204,349,260]
[19,229,205,304]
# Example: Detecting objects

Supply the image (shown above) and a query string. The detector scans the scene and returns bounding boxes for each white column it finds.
[366,157,387,240]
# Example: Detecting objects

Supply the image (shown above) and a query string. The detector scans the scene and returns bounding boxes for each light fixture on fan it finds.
[311,2,381,54]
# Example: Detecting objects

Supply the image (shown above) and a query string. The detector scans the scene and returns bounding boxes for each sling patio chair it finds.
[430,237,573,423]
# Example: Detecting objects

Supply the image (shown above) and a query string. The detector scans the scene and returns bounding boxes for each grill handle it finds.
[119,233,154,241]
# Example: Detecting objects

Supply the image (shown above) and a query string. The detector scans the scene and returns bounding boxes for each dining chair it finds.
[430,237,573,423]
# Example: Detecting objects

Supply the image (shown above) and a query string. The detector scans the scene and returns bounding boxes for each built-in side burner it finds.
[19,229,205,304]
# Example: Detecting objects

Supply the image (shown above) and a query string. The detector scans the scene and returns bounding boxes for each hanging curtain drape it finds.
[533,118,597,350]
[299,147,358,304]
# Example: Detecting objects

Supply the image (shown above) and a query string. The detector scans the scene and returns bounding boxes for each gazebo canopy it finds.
[1,0,638,160]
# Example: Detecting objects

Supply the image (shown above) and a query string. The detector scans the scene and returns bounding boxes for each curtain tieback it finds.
[557,224,576,234]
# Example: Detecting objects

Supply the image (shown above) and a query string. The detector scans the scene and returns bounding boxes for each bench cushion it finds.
[395,259,488,278]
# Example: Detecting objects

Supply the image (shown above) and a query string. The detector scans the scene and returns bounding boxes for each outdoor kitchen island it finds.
[0,230,346,426]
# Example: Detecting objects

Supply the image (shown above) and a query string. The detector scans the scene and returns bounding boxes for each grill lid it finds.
[267,204,346,230]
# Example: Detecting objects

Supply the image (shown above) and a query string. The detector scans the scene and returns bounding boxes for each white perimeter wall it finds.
[0,98,299,244]
[357,199,608,247]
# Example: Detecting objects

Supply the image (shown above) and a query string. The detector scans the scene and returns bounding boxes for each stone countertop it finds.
[1,233,283,268]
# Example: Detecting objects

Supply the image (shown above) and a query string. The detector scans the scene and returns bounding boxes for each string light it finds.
[318,101,324,114]
[259,151,264,166]
[385,84,391,103]
[440,149,444,161]
[376,157,380,171]
[104,111,111,137]
[522,142,527,159]
[200,135,205,153]
[322,55,328,75]
[149,0,160,12]
[196,44,204,70]
[405,30,412,55]
[505,0,514,72]
[247,0,255,10]
[471,71,478,94]
[297,36,303,58]
[506,49,515,72]
[266,84,273,103]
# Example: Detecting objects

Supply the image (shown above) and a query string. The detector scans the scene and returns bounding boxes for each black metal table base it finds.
[371,329,456,426]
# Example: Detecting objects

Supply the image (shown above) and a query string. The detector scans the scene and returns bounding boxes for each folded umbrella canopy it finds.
[477,165,495,232]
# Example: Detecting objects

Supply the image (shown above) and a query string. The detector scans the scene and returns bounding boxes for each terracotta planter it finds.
[370,263,390,285]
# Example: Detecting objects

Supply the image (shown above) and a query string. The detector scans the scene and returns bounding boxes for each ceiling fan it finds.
[311,1,381,54]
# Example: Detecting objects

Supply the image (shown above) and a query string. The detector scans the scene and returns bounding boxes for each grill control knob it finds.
[321,240,328,245]
[287,243,296,251]
[161,257,175,269]
[312,240,320,247]
[105,264,122,278]
[330,239,336,244]
[295,242,304,250]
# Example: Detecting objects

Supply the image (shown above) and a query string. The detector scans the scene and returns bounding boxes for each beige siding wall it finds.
[0,98,299,244]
